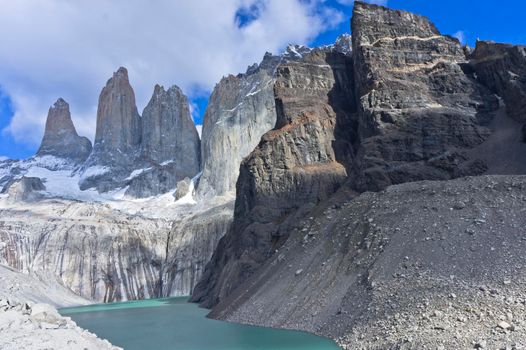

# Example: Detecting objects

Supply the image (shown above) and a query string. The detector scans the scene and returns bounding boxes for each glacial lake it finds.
[59,297,340,350]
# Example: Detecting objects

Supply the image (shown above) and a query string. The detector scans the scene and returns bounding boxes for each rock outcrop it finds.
[192,46,356,307]
[141,85,200,171]
[36,98,92,163]
[197,53,281,199]
[349,1,498,192]
[470,41,526,122]
[1,177,45,202]
[80,68,201,197]
[80,67,142,192]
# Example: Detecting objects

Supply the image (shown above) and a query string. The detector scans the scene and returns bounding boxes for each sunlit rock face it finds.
[36,98,92,163]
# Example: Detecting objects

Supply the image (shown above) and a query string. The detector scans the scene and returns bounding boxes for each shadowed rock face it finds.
[192,47,357,307]
[470,41,526,122]
[350,1,498,192]
[36,98,92,162]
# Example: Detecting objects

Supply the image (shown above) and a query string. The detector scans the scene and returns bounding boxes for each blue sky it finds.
[1,0,525,160]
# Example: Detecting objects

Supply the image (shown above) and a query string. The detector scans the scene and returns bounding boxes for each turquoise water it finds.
[59,297,340,350]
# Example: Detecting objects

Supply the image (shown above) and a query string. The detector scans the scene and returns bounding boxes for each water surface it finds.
[60,297,340,350]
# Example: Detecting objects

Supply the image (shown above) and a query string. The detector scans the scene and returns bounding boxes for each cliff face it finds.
[349,1,498,192]
[192,1,525,317]
[470,41,526,123]
[141,85,200,172]
[36,98,92,163]
[79,68,201,197]
[0,199,232,302]
[197,53,280,199]
[192,46,356,307]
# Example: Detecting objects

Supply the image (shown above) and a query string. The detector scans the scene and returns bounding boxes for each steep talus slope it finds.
[350,1,498,192]
[192,46,356,307]
[36,98,92,163]
[211,175,526,350]
[80,67,201,197]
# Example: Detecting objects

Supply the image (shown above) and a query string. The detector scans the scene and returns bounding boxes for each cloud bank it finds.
[0,0,345,147]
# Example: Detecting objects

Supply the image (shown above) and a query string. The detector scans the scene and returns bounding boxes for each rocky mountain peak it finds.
[333,33,352,55]
[36,98,92,162]
[93,66,141,153]
[140,82,200,169]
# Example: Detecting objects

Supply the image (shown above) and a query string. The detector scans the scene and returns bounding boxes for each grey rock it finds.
[1,177,45,202]
[470,41,526,122]
[192,47,355,307]
[80,67,142,191]
[197,53,280,198]
[141,84,200,172]
[174,177,192,200]
[350,1,498,192]
[36,98,92,163]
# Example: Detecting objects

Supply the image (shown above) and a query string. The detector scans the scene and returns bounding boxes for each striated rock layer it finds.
[349,1,498,192]
[0,198,231,303]
[36,98,92,163]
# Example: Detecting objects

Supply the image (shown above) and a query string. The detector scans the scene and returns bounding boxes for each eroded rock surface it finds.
[350,1,498,192]
[470,41,526,122]
[36,98,92,163]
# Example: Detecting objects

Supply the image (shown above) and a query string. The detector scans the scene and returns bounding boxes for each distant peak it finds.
[53,98,69,109]
[113,67,129,81]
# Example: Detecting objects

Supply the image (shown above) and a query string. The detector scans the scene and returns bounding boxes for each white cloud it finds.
[453,30,466,45]
[0,0,344,147]
[336,0,388,6]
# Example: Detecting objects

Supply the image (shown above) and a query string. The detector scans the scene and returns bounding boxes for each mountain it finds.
[191,2,526,348]
[1,1,526,348]
[36,98,92,163]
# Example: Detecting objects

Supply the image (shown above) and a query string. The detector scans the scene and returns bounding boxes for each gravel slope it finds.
[209,175,526,349]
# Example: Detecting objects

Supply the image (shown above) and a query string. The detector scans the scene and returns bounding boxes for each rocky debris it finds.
[350,1,498,192]
[141,84,200,172]
[0,264,89,307]
[192,46,356,307]
[208,175,526,350]
[470,41,526,122]
[0,299,120,350]
[36,98,92,163]
[1,177,45,202]
[174,177,192,200]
